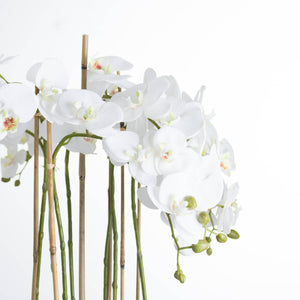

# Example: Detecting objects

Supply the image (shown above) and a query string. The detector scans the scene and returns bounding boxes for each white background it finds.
[0,0,300,299]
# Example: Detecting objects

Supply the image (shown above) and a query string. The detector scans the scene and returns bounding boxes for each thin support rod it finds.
[120,161,125,300]
[79,33,88,300]
[31,98,40,300]
[136,182,141,300]
[47,121,59,300]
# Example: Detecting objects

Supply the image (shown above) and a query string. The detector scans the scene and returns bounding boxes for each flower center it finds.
[127,90,143,109]
[126,144,152,162]
[158,112,180,126]
[220,152,230,170]
[4,117,17,131]
[159,143,173,162]
[0,110,19,133]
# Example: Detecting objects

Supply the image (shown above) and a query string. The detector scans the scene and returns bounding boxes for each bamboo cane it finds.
[47,121,59,300]
[120,160,125,300]
[136,182,141,300]
[107,193,113,300]
[31,87,40,300]
[116,71,126,300]
[79,34,88,300]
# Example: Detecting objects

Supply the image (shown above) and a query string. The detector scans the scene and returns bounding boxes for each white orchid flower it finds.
[216,183,240,234]
[140,145,223,214]
[0,121,34,155]
[1,145,26,179]
[219,139,236,175]
[0,84,38,140]
[87,56,133,96]
[104,127,197,186]
[110,72,170,122]
[27,58,69,124]
[146,75,205,139]
[57,89,123,135]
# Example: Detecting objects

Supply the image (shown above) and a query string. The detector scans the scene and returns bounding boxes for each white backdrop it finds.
[0,0,300,299]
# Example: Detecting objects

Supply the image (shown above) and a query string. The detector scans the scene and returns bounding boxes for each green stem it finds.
[131,177,147,300]
[35,143,48,300]
[0,73,9,84]
[110,162,118,300]
[65,150,75,300]
[166,213,181,271]
[53,132,102,161]
[104,168,112,299]
[147,118,160,129]
[179,246,192,251]
[53,174,68,300]
[25,130,44,150]
[208,210,215,238]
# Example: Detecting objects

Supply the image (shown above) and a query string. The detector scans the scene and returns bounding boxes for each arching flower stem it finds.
[166,213,181,272]
[131,177,147,300]
[35,142,47,300]
[65,150,75,300]
[53,174,68,300]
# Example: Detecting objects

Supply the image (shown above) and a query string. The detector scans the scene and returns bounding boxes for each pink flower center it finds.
[92,62,102,70]
[4,117,16,131]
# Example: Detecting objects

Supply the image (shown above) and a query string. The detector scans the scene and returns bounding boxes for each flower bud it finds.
[205,236,211,243]
[174,270,180,280]
[179,273,186,284]
[206,247,212,256]
[227,229,240,239]
[192,239,209,253]
[197,211,209,225]
[216,233,227,243]
[184,196,197,210]
[1,177,10,183]
[25,151,32,162]
[14,180,21,187]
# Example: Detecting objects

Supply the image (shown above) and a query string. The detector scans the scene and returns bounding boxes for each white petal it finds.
[129,161,157,186]
[0,83,38,122]
[35,58,69,89]
[103,131,139,165]
[143,68,157,84]
[137,186,158,209]
[173,102,204,139]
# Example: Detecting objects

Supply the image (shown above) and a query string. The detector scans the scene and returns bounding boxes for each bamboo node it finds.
[50,246,57,255]
[33,250,39,262]
[47,163,55,170]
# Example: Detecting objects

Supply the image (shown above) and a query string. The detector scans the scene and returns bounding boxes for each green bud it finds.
[227,229,240,239]
[197,211,209,225]
[14,180,21,187]
[25,151,32,162]
[205,236,212,243]
[206,247,213,256]
[192,239,209,253]
[216,233,228,243]
[179,273,186,284]
[174,270,180,280]
[184,196,197,210]
[1,177,10,183]
[39,115,45,123]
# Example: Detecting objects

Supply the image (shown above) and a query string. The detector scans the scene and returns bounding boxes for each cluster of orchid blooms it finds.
[0,54,240,284]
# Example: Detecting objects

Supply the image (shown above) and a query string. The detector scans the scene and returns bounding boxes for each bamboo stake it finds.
[79,33,88,300]
[31,87,40,300]
[136,182,141,300]
[120,143,125,300]
[47,121,59,300]
[116,71,126,300]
